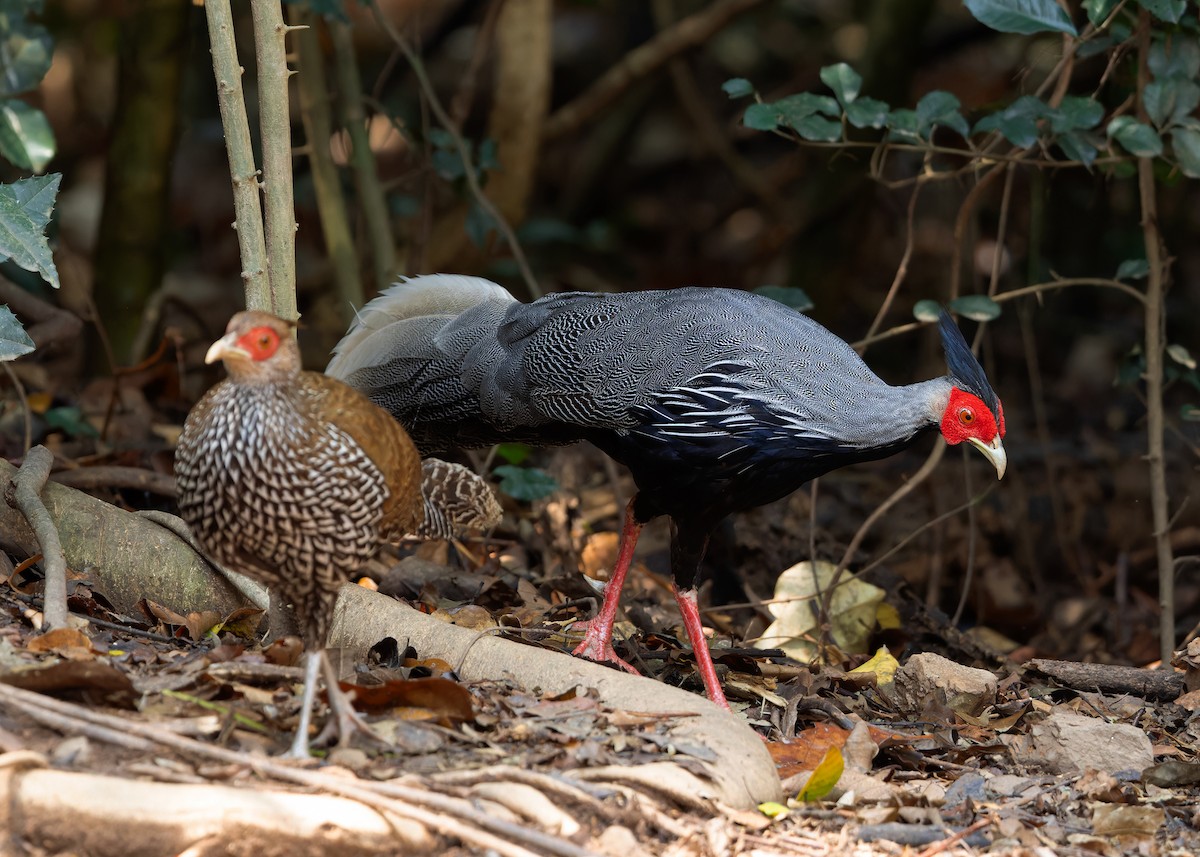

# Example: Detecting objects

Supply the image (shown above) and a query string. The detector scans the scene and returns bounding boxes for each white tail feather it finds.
[326,274,514,377]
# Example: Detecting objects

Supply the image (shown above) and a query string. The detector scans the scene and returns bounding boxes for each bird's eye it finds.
[958,407,975,425]
[258,333,272,349]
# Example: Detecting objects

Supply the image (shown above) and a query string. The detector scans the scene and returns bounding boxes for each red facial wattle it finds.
[940,386,1007,478]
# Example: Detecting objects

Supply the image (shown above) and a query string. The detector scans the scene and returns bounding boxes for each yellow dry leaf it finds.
[849,646,899,687]
[796,745,844,802]
[757,801,790,820]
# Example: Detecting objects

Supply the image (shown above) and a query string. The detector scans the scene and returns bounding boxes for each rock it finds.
[1012,711,1153,775]
[891,653,998,716]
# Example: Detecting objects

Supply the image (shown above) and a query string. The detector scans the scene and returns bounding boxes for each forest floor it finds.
[0,436,1198,856]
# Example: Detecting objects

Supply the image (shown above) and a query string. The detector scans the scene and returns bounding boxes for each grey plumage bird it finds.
[327,274,1007,708]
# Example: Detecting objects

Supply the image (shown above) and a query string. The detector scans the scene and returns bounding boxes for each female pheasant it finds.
[326,275,1007,710]
[176,311,446,755]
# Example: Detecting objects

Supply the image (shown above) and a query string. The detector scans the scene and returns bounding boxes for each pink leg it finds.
[672,583,730,710]
[572,498,642,674]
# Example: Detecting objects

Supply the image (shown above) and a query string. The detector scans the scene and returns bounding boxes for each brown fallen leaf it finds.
[0,659,136,708]
[25,627,96,660]
[346,676,475,725]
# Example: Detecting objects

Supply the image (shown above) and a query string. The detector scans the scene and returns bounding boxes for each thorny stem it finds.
[249,0,298,320]
[203,0,270,305]
[369,6,541,299]
[1136,11,1176,666]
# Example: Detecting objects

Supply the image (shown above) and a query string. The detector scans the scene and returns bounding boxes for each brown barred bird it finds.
[175,310,496,756]
[326,275,1007,710]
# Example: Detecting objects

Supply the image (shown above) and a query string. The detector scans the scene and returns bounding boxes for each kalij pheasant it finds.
[326,275,1007,709]
[176,311,499,755]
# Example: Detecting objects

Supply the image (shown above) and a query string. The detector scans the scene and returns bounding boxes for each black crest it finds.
[938,310,1001,416]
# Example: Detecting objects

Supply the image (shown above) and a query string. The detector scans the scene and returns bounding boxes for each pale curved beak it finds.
[205,333,248,365]
[967,435,1007,480]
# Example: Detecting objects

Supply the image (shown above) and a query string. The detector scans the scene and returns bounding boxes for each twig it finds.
[2,362,31,454]
[915,817,992,857]
[818,442,946,643]
[0,682,601,857]
[291,5,364,318]
[330,18,396,293]
[371,6,541,299]
[447,0,504,131]
[249,0,299,320]
[50,466,178,497]
[861,179,923,349]
[950,450,975,627]
[1135,10,1176,666]
[852,275,1146,351]
[4,446,66,630]
[542,0,765,141]
[203,0,270,304]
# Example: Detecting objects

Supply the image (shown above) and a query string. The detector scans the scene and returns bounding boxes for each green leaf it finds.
[1056,130,1099,166]
[465,202,495,248]
[1083,0,1122,25]
[1076,36,1114,60]
[494,465,558,502]
[494,443,533,466]
[427,127,456,150]
[1141,80,1200,130]
[796,746,844,802]
[1049,96,1104,133]
[431,148,466,180]
[44,405,98,438]
[913,299,942,322]
[743,103,779,131]
[0,304,33,360]
[1149,37,1200,80]
[1116,258,1150,279]
[0,4,53,97]
[1170,127,1200,177]
[722,78,753,98]
[948,295,1002,322]
[974,95,1052,148]
[774,92,841,124]
[820,63,862,105]
[1107,116,1164,156]
[964,0,1078,35]
[0,172,60,289]
[754,285,814,312]
[1137,0,1186,23]
[791,114,843,142]
[477,137,499,171]
[886,109,922,143]
[845,96,889,129]
[916,90,969,137]
[0,99,54,172]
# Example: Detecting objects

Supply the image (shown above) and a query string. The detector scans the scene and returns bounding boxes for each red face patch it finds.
[236,326,282,361]
[940,387,1003,446]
